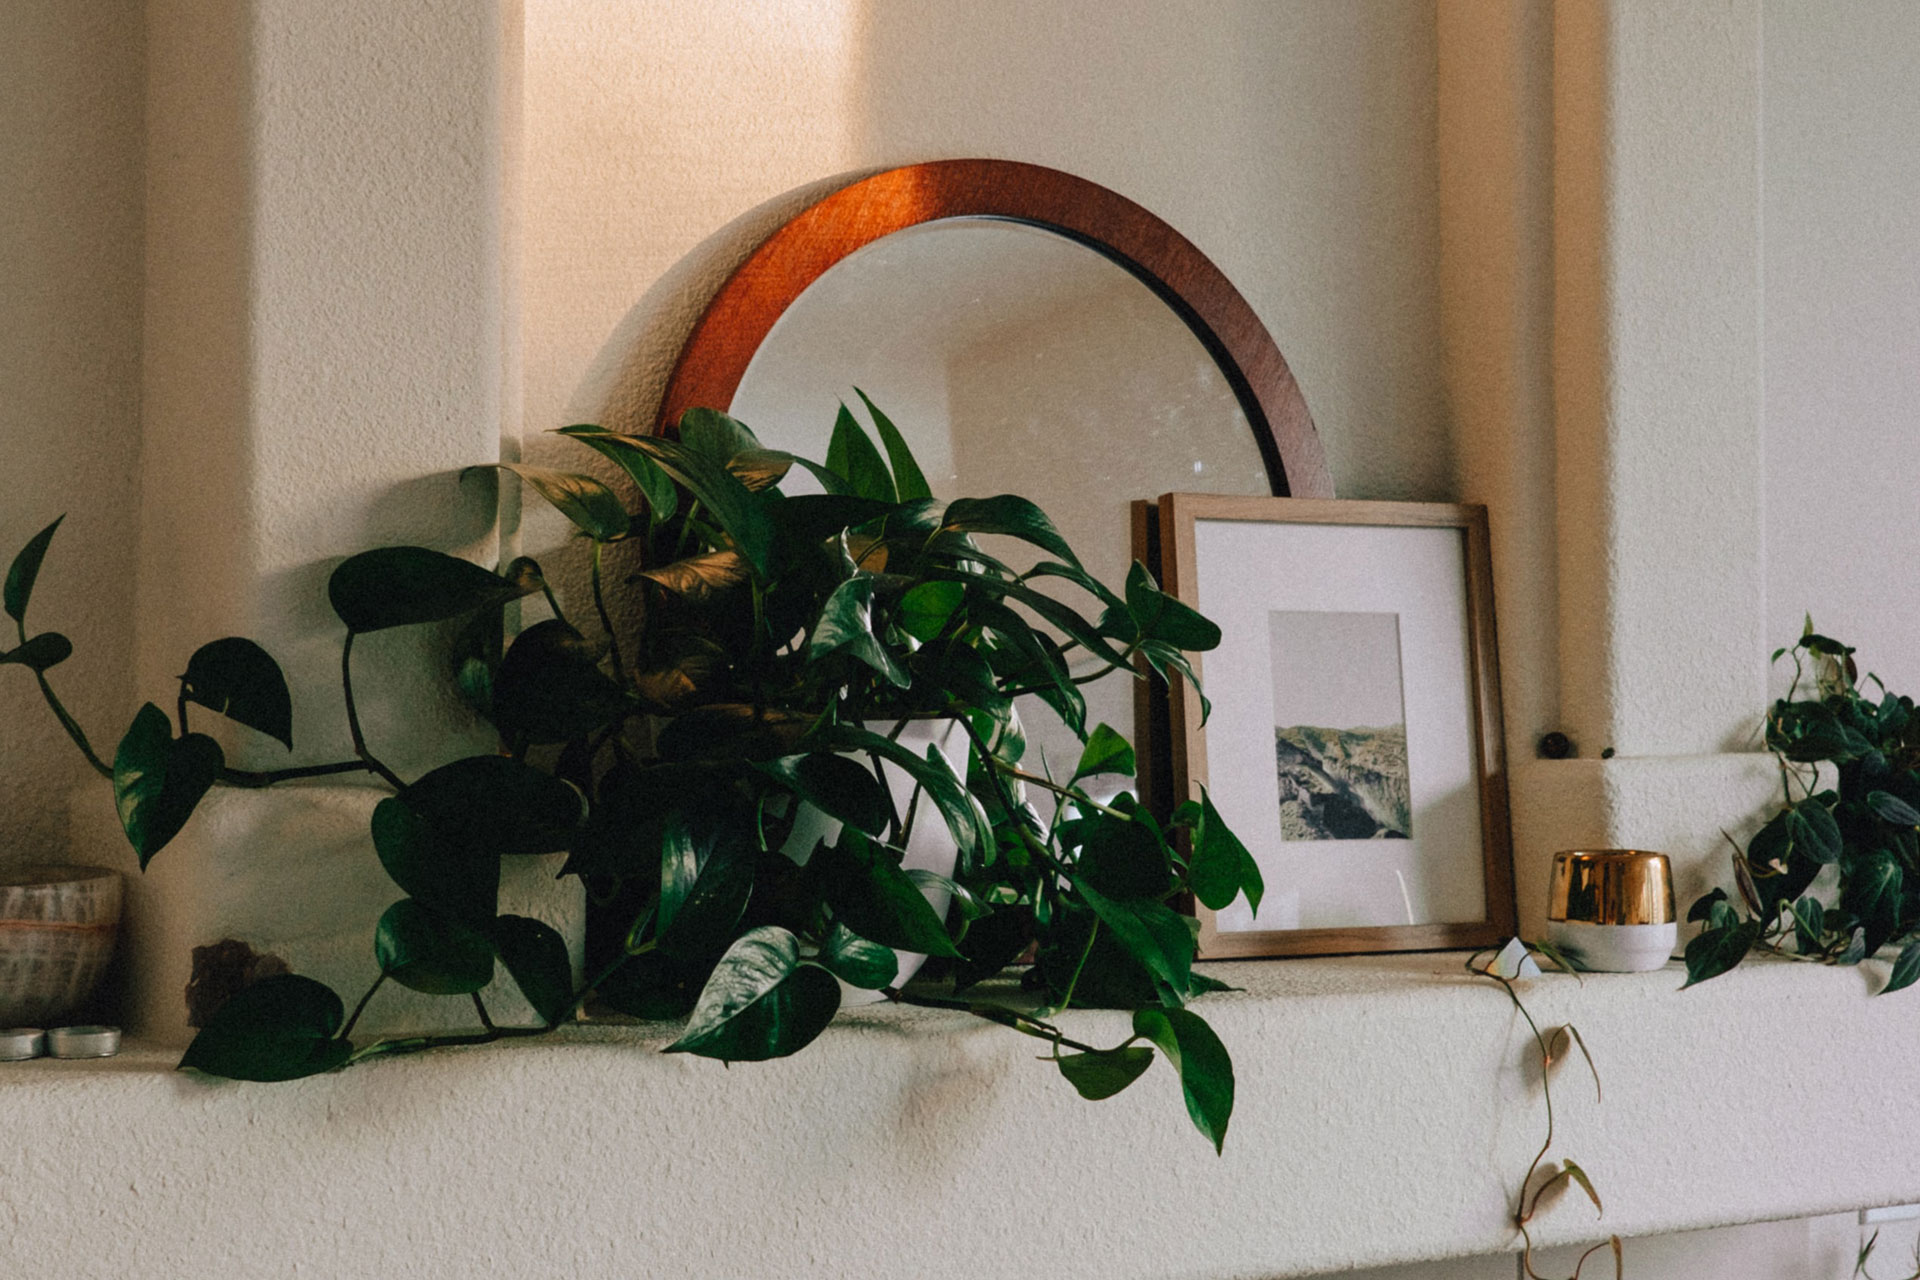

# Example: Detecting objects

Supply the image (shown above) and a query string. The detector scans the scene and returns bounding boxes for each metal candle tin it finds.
[1546,849,1678,972]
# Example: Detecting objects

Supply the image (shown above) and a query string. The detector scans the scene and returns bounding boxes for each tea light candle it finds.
[1546,849,1678,972]
[0,1027,46,1060]
[46,1025,121,1059]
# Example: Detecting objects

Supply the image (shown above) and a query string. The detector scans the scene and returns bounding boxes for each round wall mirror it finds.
[661,160,1333,782]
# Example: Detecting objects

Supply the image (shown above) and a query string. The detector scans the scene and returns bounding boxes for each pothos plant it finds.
[3,396,1263,1151]
[1684,623,1920,993]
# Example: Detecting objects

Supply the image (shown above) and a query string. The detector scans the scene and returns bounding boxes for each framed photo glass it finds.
[1154,494,1516,957]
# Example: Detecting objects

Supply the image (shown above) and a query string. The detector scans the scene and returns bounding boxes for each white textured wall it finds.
[521,0,1447,505]
[0,2,144,867]
[1763,1,1920,694]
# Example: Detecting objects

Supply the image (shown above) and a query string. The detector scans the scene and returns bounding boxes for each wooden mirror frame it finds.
[657,159,1334,500]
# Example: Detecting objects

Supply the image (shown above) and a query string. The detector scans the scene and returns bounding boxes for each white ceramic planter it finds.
[781,718,969,1002]
[1547,918,1679,972]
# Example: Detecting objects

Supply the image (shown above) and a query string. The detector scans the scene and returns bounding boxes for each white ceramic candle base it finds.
[1547,919,1678,973]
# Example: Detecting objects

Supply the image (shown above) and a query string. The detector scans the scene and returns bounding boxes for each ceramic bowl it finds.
[0,865,123,1026]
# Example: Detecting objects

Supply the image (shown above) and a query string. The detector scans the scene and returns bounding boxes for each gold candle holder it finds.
[1546,849,1677,971]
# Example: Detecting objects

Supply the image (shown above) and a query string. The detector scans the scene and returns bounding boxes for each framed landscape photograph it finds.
[1154,494,1516,958]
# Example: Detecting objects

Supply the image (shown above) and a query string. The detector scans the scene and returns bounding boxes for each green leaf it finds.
[557,425,679,523]
[940,495,1077,566]
[328,547,535,633]
[402,753,583,853]
[473,463,630,542]
[819,833,963,958]
[756,753,894,837]
[178,974,351,1081]
[809,576,909,688]
[1870,790,1920,826]
[1792,895,1825,955]
[1687,887,1729,924]
[578,433,777,574]
[0,631,73,672]
[897,580,964,642]
[1125,560,1221,650]
[635,550,750,605]
[817,924,898,989]
[1073,723,1136,781]
[1562,1159,1604,1214]
[490,619,631,744]
[1188,787,1265,913]
[1056,1046,1155,1101]
[826,403,897,502]
[1789,802,1844,863]
[1077,878,1194,1006]
[952,905,1035,990]
[1682,919,1762,987]
[1844,849,1904,955]
[1133,1005,1235,1153]
[1881,943,1920,996]
[665,926,841,1060]
[375,899,496,994]
[655,811,755,958]
[491,914,574,1024]
[1073,804,1173,901]
[182,637,293,749]
[723,448,795,492]
[4,515,62,625]
[826,725,992,869]
[854,389,931,501]
[372,796,499,923]
[677,407,763,467]
[113,703,224,868]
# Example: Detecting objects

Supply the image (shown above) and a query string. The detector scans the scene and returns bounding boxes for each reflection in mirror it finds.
[731,218,1277,783]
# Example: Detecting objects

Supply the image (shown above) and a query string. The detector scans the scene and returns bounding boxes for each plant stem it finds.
[590,540,626,682]
[339,972,388,1041]
[33,671,112,778]
[470,992,496,1033]
[340,632,405,790]
[992,761,1126,818]
[882,988,1103,1055]
[217,759,380,788]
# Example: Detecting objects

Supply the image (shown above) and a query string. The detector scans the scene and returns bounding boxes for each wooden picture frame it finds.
[1155,493,1516,958]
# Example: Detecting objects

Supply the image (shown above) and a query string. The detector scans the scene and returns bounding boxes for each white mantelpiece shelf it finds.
[4,953,1911,1280]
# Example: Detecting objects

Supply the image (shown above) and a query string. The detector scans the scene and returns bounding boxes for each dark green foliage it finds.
[1687,627,1920,988]
[7,399,1249,1149]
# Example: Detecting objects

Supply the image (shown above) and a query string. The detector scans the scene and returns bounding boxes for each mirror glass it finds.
[731,217,1276,782]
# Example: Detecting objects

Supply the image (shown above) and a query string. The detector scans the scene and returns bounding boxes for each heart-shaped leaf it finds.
[375,898,496,994]
[635,550,750,606]
[1057,1045,1155,1101]
[756,753,894,838]
[472,463,630,543]
[182,637,294,749]
[1788,802,1843,863]
[490,619,631,744]
[372,796,499,923]
[816,924,897,990]
[491,914,575,1025]
[896,580,963,642]
[113,703,224,867]
[1682,919,1762,987]
[656,811,755,959]
[0,631,73,672]
[809,575,909,688]
[399,754,586,858]
[4,515,63,625]
[665,926,841,1061]
[1125,560,1221,650]
[557,425,680,524]
[1188,787,1265,913]
[178,974,351,1081]
[328,547,535,634]
[1870,790,1920,827]
[940,495,1077,566]
[1072,723,1136,782]
[818,833,962,959]
[1076,878,1194,1006]
[1881,942,1920,996]
[1132,1005,1235,1153]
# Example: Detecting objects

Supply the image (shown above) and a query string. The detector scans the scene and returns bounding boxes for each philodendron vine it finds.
[4,396,1262,1150]
[1684,623,1920,993]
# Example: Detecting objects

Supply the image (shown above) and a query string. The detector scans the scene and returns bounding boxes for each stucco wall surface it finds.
[1762,0,1920,696]
[3,954,1913,1279]
[0,1,144,867]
